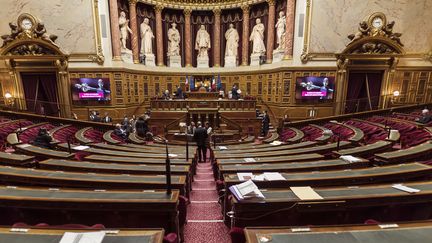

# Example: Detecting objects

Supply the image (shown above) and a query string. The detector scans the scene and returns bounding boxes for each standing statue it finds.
[140,18,154,55]
[195,25,211,58]
[249,18,266,55]
[225,23,239,57]
[119,11,132,52]
[275,11,286,50]
[167,22,181,56]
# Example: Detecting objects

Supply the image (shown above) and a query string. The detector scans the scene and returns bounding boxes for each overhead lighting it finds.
[393,90,400,97]
[4,92,12,99]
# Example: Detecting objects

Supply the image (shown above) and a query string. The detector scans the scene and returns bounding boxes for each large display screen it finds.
[71,78,111,101]
[295,76,335,101]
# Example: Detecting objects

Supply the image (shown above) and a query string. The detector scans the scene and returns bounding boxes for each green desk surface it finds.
[92,143,195,156]
[219,158,369,173]
[217,153,325,165]
[85,155,192,165]
[334,141,392,156]
[0,228,164,243]
[214,141,317,154]
[375,142,432,161]
[224,163,432,185]
[58,143,187,159]
[40,159,190,174]
[16,144,75,159]
[245,223,432,243]
[0,165,186,186]
[215,142,351,159]
[0,151,34,162]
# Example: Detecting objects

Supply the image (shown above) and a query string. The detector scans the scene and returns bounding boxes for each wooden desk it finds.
[103,130,121,144]
[128,133,146,144]
[375,141,432,163]
[231,180,432,227]
[214,141,317,154]
[217,153,325,165]
[75,127,93,144]
[333,140,393,157]
[0,185,178,233]
[285,127,304,143]
[15,144,75,159]
[0,165,187,195]
[223,163,432,188]
[309,124,332,143]
[85,155,192,166]
[215,142,351,159]
[331,121,365,143]
[0,151,34,166]
[0,227,164,243]
[48,124,72,143]
[244,221,432,243]
[92,143,195,157]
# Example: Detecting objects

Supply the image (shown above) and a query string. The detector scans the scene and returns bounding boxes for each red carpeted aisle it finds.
[183,159,230,243]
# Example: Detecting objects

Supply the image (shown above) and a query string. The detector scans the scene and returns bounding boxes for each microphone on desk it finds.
[336,132,341,151]
[165,139,172,195]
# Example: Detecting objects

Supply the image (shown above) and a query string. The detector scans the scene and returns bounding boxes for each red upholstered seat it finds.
[230,227,245,243]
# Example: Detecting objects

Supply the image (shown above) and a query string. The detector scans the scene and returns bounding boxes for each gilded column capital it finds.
[266,0,276,6]
[241,4,250,13]
[183,8,192,16]
[128,0,137,6]
[154,3,164,12]
[212,7,221,16]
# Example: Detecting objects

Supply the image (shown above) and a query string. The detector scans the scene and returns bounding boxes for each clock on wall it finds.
[368,12,387,30]
[372,16,383,29]
[17,13,36,31]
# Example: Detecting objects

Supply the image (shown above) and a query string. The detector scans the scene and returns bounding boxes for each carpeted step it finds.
[187,203,223,220]
[192,180,216,189]
[184,222,230,243]
[190,190,219,201]
[195,173,214,180]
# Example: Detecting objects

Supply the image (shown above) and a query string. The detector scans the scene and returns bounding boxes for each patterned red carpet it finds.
[183,160,230,243]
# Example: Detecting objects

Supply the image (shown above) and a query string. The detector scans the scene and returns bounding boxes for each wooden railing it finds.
[150,100,256,111]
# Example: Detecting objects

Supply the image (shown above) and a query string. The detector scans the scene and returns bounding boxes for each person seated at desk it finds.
[89,111,101,122]
[102,112,112,123]
[218,90,225,99]
[162,90,171,100]
[33,128,53,149]
[187,122,196,135]
[114,123,128,140]
[417,109,432,124]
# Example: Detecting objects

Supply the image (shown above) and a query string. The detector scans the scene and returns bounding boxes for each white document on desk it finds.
[270,141,282,146]
[59,231,106,243]
[263,172,286,181]
[392,184,420,194]
[237,173,254,181]
[218,146,228,150]
[290,186,323,200]
[73,145,90,151]
[244,158,256,163]
[340,155,362,163]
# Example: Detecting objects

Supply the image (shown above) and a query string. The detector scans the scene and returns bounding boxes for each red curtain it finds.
[21,73,59,116]
[221,8,243,67]
[162,9,186,67]
[191,11,214,67]
[345,72,383,113]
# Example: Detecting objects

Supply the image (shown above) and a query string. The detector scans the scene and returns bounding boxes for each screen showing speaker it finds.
[71,78,111,101]
[295,76,335,101]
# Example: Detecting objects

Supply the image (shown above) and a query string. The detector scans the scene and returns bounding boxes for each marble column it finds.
[241,5,250,66]
[184,8,192,67]
[284,0,295,58]
[266,0,276,63]
[213,8,221,67]
[155,4,164,66]
[128,0,139,63]
[109,0,121,60]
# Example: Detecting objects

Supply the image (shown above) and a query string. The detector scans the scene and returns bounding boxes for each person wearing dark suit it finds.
[135,116,148,137]
[231,85,239,100]
[262,110,270,136]
[175,85,183,99]
[102,112,112,123]
[114,123,128,140]
[193,122,208,163]
[33,128,53,149]
[417,109,432,124]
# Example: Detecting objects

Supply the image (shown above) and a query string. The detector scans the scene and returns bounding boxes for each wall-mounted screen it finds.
[71,78,111,101]
[295,76,335,101]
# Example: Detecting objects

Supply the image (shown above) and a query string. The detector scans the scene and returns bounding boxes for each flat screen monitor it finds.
[295,76,335,101]
[71,78,111,101]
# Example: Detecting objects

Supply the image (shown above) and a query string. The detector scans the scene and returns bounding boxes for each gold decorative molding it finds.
[154,3,164,12]
[300,0,312,63]
[212,7,221,15]
[138,0,265,11]
[88,0,105,65]
[183,8,192,16]
[424,51,432,63]
[266,0,276,6]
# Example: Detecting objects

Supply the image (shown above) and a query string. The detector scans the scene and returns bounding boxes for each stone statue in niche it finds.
[140,18,154,55]
[249,18,266,55]
[225,23,239,57]
[119,11,132,53]
[195,25,211,58]
[275,11,286,50]
[224,23,239,67]
[167,22,181,57]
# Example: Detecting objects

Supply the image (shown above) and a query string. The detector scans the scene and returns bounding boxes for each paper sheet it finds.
[230,180,265,200]
[73,145,90,151]
[392,184,420,193]
[270,141,283,146]
[59,231,106,243]
[237,173,254,181]
[168,153,178,157]
[244,158,256,163]
[218,146,228,150]
[340,155,362,163]
[290,186,323,200]
[263,172,286,181]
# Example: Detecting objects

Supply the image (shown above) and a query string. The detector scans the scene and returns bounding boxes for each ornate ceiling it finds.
[138,0,267,10]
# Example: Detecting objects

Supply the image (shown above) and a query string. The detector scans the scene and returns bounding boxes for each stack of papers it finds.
[392,184,420,193]
[59,231,106,243]
[340,155,362,163]
[218,146,228,150]
[388,129,400,140]
[263,172,286,181]
[229,180,265,201]
[270,141,283,146]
